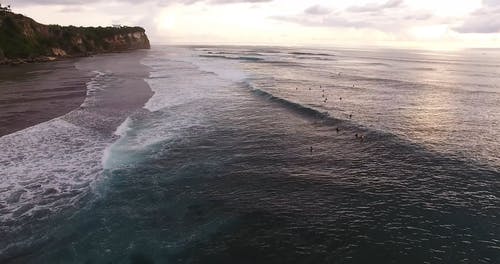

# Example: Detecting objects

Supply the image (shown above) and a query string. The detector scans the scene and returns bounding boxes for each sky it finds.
[4,0,500,50]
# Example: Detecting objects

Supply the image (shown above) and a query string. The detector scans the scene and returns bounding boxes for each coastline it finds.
[0,50,148,66]
[0,50,153,262]
[0,50,152,137]
[66,50,154,135]
[0,59,90,137]
[0,11,150,67]
[0,55,59,65]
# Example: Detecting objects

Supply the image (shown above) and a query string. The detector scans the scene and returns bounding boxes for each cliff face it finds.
[0,11,150,64]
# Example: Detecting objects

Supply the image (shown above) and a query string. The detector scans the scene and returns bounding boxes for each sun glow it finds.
[159,14,176,30]
[16,0,500,50]
[410,25,449,40]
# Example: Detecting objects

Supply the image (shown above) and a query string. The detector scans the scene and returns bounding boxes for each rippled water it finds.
[1,46,499,263]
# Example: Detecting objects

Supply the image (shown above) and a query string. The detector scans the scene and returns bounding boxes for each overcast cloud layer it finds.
[12,0,272,6]
[5,0,500,48]
[455,0,500,33]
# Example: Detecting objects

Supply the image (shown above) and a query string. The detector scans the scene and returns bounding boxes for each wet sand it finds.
[0,51,152,137]
[0,60,90,137]
[66,51,154,135]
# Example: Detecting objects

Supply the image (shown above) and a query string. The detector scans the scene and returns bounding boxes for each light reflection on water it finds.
[235,46,500,167]
[1,46,499,263]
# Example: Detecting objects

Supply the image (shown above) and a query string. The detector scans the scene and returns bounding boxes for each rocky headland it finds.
[0,10,150,65]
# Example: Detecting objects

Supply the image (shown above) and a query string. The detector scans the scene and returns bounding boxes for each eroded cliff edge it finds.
[0,11,150,64]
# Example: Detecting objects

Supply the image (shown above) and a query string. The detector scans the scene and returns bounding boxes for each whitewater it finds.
[0,46,499,263]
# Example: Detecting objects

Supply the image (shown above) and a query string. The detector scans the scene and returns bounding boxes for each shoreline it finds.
[0,56,59,65]
[66,50,154,135]
[0,49,149,66]
[0,50,152,137]
[0,50,153,262]
[0,58,90,137]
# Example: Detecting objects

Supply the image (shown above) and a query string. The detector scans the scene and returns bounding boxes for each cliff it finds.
[0,11,150,64]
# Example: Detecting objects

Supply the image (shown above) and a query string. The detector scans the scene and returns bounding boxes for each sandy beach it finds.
[0,51,153,138]
[66,51,154,136]
[0,60,89,136]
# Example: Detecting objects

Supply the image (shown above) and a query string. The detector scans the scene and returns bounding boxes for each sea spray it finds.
[101,117,133,170]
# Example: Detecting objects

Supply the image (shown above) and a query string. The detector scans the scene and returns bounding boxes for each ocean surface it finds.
[1,46,499,263]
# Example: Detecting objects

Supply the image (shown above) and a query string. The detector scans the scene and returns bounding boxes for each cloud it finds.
[58,6,87,12]
[11,0,272,6]
[171,0,274,6]
[454,11,500,33]
[272,15,370,29]
[208,0,272,3]
[273,1,435,32]
[347,0,403,13]
[404,12,433,21]
[454,0,500,33]
[484,0,500,6]
[304,5,332,15]
[11,0,101,5]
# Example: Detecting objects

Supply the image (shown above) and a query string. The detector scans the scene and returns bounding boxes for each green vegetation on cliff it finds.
[0,11,150,62]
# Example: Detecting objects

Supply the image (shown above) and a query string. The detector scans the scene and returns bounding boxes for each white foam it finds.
[182,49,248,83]
[98,47,233,169]
[0,48,246,223]
[189,57,248,83]
[0,71,113,223]
[0,118,108,221]
[102,47,248,171]
[141,47,248,113]
[81,71,107,108]
[101,117,133,169]
[114,116,132,137]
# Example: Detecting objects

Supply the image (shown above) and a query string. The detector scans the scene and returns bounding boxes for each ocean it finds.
[0,46,499,263]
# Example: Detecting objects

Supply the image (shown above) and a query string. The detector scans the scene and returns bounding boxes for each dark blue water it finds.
[1,46,499,263]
